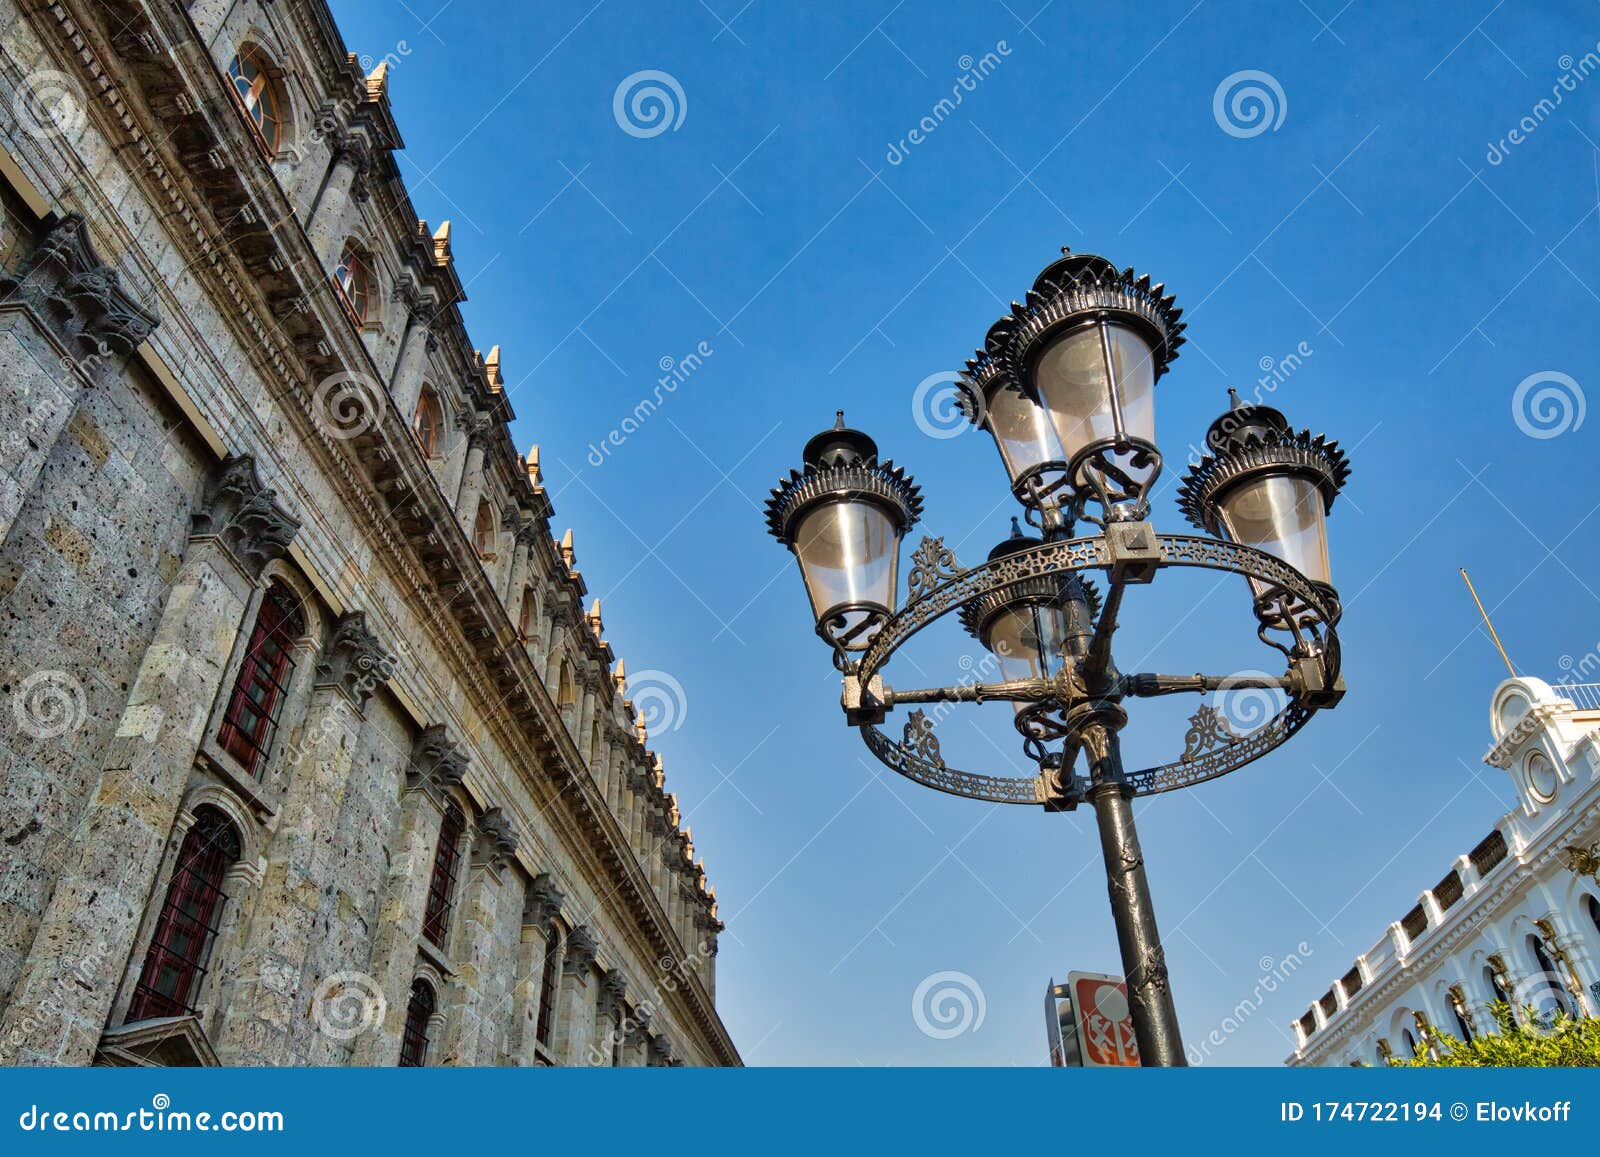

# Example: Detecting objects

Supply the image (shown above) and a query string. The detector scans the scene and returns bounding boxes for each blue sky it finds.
[329,0,1600,1064]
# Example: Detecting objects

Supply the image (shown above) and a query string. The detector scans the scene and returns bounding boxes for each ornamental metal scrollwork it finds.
[905,536,963,605]
[853,532,1335,805]
[903,709,945,770]
[1180,704,1241,762]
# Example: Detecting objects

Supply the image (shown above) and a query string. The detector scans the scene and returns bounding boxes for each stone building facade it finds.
[0,0,737,1067]
[1286,675,1600,1066]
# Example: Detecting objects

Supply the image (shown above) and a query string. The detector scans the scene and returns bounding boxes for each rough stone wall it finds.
[0,0,733,1068]
[0,210,204,1023]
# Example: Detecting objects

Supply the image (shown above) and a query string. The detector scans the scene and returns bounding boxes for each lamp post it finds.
[764,248,1352,1066]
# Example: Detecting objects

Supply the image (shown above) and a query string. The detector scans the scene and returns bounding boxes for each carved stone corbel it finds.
[564,924,600,973]
[406,723,469,797]
[1,214,160,358]
[314,610,395,709]
[471,806,519,870]
[597,969,628,1019]
[523,873,565,934]
[189,455,301,580]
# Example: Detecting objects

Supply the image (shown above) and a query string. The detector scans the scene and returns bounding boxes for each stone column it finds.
[555,925,599,1065]
[577,679,598,763]
[508,875,564,1065]
[306,133,372,265]
[389,310,437,423]
[354,726,468,1065]
[217,612,394,1065]
[0,215,159,545]
[0,457,297,1065]
[437,809,520,1065]
[504,523,533,606]
[453,415,490,526]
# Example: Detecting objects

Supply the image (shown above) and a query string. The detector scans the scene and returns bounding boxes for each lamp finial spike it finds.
[1228,387,1244,410]
[834,409,846,430]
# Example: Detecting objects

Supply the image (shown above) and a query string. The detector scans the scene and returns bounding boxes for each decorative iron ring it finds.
[852,531,1340,805]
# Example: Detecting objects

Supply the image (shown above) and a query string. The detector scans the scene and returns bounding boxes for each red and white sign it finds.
[1069,971,1140,1067]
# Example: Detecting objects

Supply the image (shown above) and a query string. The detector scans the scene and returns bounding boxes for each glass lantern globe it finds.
[1003,250,1185,520]
[765,412,923,654]
[1177,390,1350,608]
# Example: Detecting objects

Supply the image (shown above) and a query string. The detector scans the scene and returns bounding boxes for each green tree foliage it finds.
[1389,1003,1600,1067]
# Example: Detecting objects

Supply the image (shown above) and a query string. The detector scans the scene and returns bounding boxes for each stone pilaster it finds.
[354,725,467,1065]
[306,133,372,265]
[0,214,159,544]
[554,924,599,1064]
[389,305,437,421]
[508,874,564,1065]
[437,809,520,1065]
[504,522,533,604]
[214,612,393,1065]
[0,457,297,1065]
[593,969,628,1066]
[453,414,490,527]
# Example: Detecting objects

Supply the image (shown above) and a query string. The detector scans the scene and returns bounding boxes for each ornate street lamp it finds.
[764,247,1351,1067]
[764,412,923,663]
[1178,390,1349,640]
[1004,251,1184,525]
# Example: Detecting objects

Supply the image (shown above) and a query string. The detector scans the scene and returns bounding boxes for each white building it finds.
[1286,676,1600,1066]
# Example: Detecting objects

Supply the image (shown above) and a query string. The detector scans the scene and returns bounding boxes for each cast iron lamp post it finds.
[764,248,1351,1067]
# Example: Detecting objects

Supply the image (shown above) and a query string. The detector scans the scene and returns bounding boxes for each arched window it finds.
[227,47,284,156]
[1485,964,1512,1006]
[1452,1004,1473,1042]
[473,502,496,559]
[421,801,465,948]
[534,925,564,1059]
[518,589,538,640]
[334,241,372,323]
[398,978,436,1067]
[1529,936,1574,1017]
[126,808,243,1021]
[217,582,304,777]
[1587,895,1600,938]
[411,387,443,457]
[1401,1028,1418,1058]
[557,659,576,708]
